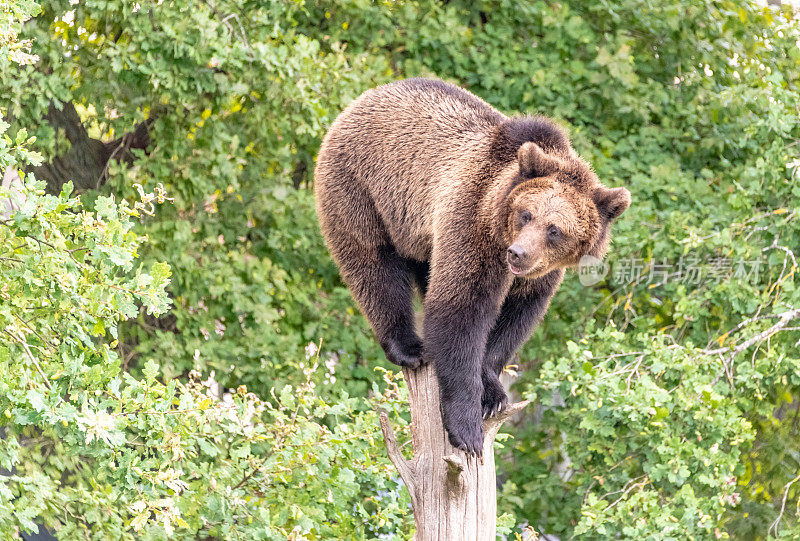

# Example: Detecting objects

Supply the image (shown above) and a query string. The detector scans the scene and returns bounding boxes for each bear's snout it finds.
[507,244,526,264]
[507,244,531,274]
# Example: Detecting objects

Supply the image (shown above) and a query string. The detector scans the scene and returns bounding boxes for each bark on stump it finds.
[379,363,529,540]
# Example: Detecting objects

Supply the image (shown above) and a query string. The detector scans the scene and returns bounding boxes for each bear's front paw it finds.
[481,374,508,420]
[442,402,484,456]
[382,334,426,369]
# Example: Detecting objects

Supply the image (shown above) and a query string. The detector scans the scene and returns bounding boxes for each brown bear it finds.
[315,78,630,454]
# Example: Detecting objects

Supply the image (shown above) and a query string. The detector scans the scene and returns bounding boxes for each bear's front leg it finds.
[424,250,509,455]
[481,366,508,420]
[425,301,490,454]
[481,269,565,418]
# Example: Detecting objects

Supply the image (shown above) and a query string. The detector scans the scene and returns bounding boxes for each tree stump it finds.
[379,363,529,540]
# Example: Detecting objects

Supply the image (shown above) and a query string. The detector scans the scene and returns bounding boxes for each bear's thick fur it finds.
[315,78,630,454]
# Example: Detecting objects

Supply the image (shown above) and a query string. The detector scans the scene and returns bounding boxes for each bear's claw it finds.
[481,376,508,420]
[482,396,508,420]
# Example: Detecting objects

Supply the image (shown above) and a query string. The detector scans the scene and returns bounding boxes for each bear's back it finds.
[316,78,506,260]
[371,78,504,134]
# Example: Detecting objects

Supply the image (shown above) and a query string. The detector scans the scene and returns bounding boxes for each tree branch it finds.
[483,399,530,441]
[377,408,418,506]
[4,329,52,390]
[30,101,156,194]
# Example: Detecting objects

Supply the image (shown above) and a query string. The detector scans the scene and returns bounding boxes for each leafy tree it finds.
[2,0,800,539]
[1,1,411,539]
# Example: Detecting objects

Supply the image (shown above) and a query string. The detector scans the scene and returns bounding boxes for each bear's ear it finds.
[517,142,560,178]
[593,186,631,221]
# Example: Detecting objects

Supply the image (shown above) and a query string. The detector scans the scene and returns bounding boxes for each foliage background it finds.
[2,0,800,539]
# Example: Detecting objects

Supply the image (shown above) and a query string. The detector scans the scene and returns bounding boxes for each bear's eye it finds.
[547,224,562,240]
[519,210,532,225]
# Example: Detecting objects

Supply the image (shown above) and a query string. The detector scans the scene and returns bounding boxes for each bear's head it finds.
[501,141,630,278]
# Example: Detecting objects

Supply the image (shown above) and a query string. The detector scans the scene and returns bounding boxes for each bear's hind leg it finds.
[341,244,424,368]
[317,171,424,368]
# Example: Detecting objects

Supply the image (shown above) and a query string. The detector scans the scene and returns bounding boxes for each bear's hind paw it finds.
[382,335,427,369]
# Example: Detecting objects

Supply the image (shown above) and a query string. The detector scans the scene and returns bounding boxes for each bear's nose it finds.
[507,245,526,264]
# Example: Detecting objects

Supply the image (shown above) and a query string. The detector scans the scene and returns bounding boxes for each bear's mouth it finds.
[507,258,546,277]
[508,262,525,275]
